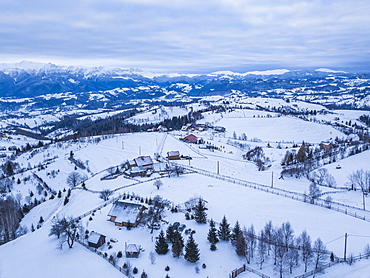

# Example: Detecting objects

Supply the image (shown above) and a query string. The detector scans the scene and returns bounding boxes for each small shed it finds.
[181,134,198,143]
[125,243,141,258]
[167,151,181,160]
[87,231,106,248]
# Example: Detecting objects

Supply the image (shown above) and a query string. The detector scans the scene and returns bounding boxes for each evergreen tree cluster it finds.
[155,224,201,264]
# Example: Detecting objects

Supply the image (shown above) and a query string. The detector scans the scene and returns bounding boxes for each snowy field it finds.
[1,99,370,277]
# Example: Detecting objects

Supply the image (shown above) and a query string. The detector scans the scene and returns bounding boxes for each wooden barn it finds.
[87,231,106,248]
[108,201,147,227]
[167,150,181,160]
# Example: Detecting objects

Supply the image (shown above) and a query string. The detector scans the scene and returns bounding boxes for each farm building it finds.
[181,134,198,143]
[108,201,147,227]
[125,243,141,258]
[167,151,181,160]
[133,156,153,168]
[87,231,106,248]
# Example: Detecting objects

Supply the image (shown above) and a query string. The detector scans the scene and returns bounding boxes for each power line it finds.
[325,235,344,245]
[348,234,370,238]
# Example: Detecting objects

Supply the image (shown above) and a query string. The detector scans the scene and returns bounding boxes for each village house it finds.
[87,231,106,248]
[108,200,147,227]
[319,141,333,149]
[181,134,198,143]
[167,150,181,160]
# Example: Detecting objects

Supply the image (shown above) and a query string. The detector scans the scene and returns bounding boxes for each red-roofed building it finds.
[181,134,197,143]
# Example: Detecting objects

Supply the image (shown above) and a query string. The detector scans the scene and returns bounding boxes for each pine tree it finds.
[155,230,169,255]
[207,219,219,245]
[64,196,69,206]
[193,199,207,224]
[184,233,200,263]
[235,233,246,257]
[231,221,242,246]
[166,225,176,243]
[218,215,231,241]
[172,231,184,258]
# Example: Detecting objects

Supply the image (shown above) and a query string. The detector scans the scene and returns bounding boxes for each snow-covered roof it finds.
[167,151,180,157]
[126,244,141,253]
[108,201,145,223]
[134,156,153,167]
[130,166,146,173]
[88,231,104,245]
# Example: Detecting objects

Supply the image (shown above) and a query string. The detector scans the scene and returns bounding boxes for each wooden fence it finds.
[77,239,132,277]
[229,264,270,278]
[175,163,370,223]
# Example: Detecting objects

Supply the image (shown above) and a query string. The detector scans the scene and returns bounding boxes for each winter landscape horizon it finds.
[1,1,370,277]
[0,59,370,278]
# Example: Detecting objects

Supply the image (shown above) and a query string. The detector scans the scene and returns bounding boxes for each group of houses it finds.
[180,123,226,133]
[86,200,148,258]
[125,150,185,177]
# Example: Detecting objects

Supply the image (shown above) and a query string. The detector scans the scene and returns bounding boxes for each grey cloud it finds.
[0,0,369,72]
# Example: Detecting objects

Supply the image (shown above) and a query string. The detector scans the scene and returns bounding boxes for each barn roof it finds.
[108,201,146,223]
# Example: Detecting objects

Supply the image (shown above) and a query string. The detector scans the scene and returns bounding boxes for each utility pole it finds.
[122,141,124,149]
[271,171,274,188]
[344,233,348,261]
[362,190,366,210]
[139,146,141,156]
[217,161,220,175]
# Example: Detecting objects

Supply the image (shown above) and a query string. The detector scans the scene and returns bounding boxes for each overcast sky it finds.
[1,0,369,73]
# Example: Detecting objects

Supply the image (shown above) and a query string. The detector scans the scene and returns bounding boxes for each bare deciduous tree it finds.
[0,196,22,243]
[299,230,312,272]
[66,171,85,187]
[313,238,328,269]
[49,216,81,248]
[348,169,370,210]
[153,179,163,190]
[308,182,321,204]
[99,189,113,201]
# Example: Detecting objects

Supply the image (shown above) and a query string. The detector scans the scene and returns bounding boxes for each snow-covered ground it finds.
[1,98,370,277]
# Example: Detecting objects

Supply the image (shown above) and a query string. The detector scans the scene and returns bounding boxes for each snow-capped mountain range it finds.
[0,61,369,111]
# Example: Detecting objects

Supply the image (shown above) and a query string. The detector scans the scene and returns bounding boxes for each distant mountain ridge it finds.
[0,61,369,110]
